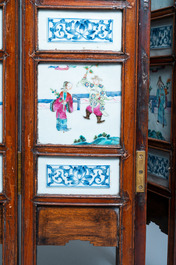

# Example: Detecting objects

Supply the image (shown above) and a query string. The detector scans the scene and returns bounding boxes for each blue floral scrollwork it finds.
[47,165,110,188]
[147,153,169,180]
[150,25,172,49]
[48,18,113,43]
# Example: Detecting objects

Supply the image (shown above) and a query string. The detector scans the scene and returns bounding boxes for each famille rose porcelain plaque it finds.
[38,10,122,51]
[37,157,120,195]
[38,64,121,146]
[148,65,172,142]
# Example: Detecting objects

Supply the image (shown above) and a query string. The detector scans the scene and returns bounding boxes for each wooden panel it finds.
[0,206,2,244]
[37,207,118,247]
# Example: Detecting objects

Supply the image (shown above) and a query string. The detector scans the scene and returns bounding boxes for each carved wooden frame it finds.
[0,0,18,265]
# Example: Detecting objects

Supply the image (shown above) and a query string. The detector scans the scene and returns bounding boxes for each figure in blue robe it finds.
[156,76,167,127]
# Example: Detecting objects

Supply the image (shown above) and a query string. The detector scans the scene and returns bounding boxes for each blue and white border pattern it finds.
[147,153,169,180]
[47,165,110,188]
[48,18,113,43]
[150,25,172,49]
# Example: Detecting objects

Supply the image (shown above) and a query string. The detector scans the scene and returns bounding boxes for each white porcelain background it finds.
[37,156,120,195]
[149,65,172,142]
[38,64,121,145]
[38,10,122,51]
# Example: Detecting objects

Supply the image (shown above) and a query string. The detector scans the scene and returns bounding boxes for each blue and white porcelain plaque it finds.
[150,17,173,57]
[148,149,170,180]
[37,157,120,195]
[38,10,122,51]
[47,165,110,188]
[48,18,113,43]
[150,25,172,49]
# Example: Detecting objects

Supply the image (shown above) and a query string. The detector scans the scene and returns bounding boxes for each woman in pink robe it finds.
[51,81,73,131]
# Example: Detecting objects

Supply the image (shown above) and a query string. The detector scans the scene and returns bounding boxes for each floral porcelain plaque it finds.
[147,148,170,188]
[148,65,172,142]
[37,157,120,195]
[150,17,173,57]
[38,10,122,51]
[38,63,121,145]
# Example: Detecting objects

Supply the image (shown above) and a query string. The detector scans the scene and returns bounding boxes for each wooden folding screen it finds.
[22,0,150,264]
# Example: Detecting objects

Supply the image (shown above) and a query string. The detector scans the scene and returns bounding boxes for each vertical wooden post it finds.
[135,0,150,264]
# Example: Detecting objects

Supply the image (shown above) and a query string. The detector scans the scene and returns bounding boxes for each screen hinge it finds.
[18,151,22,195]
[136,150,145,193]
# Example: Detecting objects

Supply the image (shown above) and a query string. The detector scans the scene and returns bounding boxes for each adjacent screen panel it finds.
[151,0,174,11]
[38,10,122,51]
[37,63,121,145]
[150,17,173,57]
[148,65,172,142]
[37,156,120,195]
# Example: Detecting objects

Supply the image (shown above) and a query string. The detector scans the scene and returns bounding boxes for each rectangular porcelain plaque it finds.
[148,65,172,142]
[38,63,121,145]
[37,157,120,195]
[38,10,122,51]
[150,17,173,57]
[147,148,170,188]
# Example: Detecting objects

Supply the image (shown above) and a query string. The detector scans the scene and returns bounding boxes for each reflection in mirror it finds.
[37,241,116,265]
[151,0,174,11]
